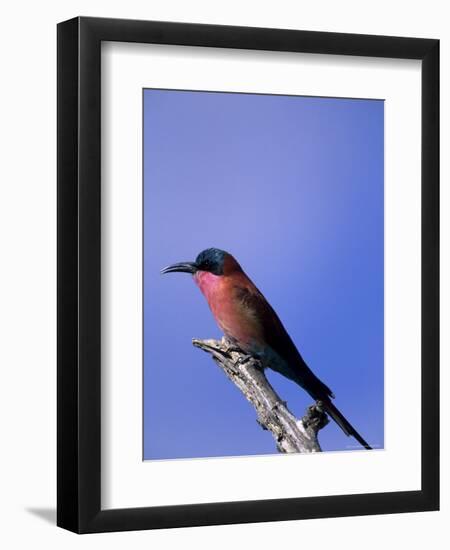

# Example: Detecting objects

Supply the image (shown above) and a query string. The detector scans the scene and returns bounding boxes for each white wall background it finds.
[0,1,447,547]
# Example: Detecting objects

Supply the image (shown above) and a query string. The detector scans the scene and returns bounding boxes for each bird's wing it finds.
[233,284,334,400]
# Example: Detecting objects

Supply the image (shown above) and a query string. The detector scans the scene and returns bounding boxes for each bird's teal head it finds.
[161,248,241,277]
[195,248,227,275]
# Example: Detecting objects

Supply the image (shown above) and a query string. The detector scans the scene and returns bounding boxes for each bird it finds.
[161,247,371,450]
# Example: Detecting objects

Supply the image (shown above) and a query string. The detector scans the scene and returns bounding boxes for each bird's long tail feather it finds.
[322,400,372,450]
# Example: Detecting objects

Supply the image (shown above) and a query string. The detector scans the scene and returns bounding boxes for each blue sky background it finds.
[143,89,384,459]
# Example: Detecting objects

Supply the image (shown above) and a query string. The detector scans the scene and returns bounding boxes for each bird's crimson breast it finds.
[194,270,222,303]
[193,270,263,350]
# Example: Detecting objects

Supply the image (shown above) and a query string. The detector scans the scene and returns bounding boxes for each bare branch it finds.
[192,337,328,453]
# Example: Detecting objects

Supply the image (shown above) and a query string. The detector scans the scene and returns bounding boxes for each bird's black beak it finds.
[160,261,198,275]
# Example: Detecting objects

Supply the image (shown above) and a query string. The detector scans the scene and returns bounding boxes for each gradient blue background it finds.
[143,89,384,459]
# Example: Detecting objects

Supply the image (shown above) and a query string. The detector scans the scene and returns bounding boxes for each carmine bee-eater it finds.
[162,247,371,450]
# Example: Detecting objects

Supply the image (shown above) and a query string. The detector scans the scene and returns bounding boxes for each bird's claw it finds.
[222,338,243,354]
[226,345,242,354]
[236,354,253,366]
[222,340,254,365]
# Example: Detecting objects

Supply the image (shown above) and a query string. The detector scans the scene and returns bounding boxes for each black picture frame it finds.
[57,16,439,533]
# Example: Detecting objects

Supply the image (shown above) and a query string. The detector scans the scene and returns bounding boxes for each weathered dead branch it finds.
[192,337,328,453]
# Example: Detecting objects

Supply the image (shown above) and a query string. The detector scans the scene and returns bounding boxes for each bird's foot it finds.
[222,338,243,354]
[225,345,243,354]
[221,339,260,368]
[236,354,254,366]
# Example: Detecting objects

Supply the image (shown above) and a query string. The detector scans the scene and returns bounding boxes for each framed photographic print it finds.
[57,17,439,533]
